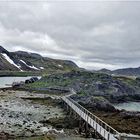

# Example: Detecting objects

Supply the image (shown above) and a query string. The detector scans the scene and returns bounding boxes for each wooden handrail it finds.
[67,96,119,134]
[61,88,140,140]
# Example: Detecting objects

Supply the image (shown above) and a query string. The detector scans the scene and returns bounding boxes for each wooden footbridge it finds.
[62,89,140,140]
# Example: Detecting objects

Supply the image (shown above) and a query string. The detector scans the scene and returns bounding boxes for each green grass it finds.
[114,75,139,88]
[77,90,86,96]
[23,70,140,100]
[92,96,106,102]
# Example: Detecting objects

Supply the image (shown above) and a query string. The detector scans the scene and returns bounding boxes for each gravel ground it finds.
[0,90,64,137]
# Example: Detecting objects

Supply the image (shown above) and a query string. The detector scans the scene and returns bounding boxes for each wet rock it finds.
[23,120,28,125]
[120,111,140,119]
[11,131,15,134]
[1,113,4,117]
[55,124,63,128]
[6,122,10,125]
[33,121,37,124]
[34,106,39,109]
[27,113,32,116]
[74,95,116,112]
[26,125,31,128]
[9,115,13,118]
[14,124,22,127]
[0,132,9,140]
[39,120,49,124]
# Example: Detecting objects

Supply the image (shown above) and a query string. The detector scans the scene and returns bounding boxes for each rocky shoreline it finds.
[0,90,66,139]
[0,87,140,139]
[0,89,97,140]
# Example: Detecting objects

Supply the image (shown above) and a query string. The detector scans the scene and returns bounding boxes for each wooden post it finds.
[79,118,82,134]
[91,129,96,138]
[85,122,90,138]
[107,127,110,140]
[66,104,69,111]
[118,134,122,140]
[107,133,110,140]
[74,112,78,119]
[69,108,72,116]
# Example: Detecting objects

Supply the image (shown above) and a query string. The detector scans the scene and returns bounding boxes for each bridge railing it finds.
[62,88,140,140]
[62,95,120,140]
[68,96,119,134]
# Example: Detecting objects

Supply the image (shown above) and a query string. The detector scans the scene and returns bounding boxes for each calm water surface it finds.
[114,102,140,112]
[0,76,38,88]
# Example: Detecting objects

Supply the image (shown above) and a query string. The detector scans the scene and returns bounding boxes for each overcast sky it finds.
[0,1,140,70]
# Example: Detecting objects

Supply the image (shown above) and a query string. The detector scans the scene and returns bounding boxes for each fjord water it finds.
[114,102,140,112]
[0,76,33,88]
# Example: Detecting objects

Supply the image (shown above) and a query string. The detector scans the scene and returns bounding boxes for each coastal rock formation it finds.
[33,70,140,111]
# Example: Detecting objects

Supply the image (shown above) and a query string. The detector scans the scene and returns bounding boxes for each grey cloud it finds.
[0,1,140,70]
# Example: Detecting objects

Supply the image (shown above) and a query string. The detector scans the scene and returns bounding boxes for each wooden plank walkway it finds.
[62,89,140,140]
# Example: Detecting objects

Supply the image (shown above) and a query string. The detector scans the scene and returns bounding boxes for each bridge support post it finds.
[85,122,90,138]
[62,94,133,140]
[91,129,96,138]
[107,133,110,140]
[79,118,82,134]
[69,108,72,116]
[66,104,69,111]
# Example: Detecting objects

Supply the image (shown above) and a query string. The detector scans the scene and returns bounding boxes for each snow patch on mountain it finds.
[20,60,40,70]
[30,65,40,70]
[1,53,22,71]
[58,64,63,68]
[40,67,44,70]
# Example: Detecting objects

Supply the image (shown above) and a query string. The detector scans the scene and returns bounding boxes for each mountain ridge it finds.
[0,46,78,72]
[98,67,140,76]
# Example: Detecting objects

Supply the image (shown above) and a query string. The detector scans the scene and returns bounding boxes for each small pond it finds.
[0,76,41,88]
[114,102,140,112]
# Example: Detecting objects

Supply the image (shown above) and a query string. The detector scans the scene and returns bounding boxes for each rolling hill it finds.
[98,67,140,77]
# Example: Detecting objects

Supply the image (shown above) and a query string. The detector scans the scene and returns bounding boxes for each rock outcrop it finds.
[36,70,140,111]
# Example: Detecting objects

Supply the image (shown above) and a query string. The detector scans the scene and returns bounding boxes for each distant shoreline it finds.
[0,71,42,77]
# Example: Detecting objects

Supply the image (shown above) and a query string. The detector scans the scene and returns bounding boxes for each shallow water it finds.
[0,76,41,88]
[114,102,140,112]
[0,76,33,88]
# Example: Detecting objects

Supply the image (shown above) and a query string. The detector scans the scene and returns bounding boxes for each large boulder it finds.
[72,95,116,112]
[0,132,9,140]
